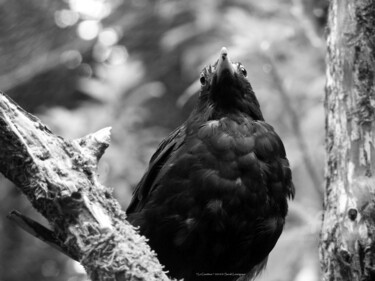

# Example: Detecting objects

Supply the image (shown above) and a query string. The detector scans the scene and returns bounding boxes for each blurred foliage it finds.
[0,0,328,280]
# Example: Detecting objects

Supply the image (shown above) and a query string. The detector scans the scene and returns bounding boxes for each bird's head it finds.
[197,47,264,121]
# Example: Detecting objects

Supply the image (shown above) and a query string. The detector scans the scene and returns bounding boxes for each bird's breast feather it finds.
[187,118,290,199]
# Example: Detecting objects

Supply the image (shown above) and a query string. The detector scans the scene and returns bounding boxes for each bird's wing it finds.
[126,124,186,214]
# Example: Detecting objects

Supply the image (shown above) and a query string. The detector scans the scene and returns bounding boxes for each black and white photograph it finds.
[0,1,373,281]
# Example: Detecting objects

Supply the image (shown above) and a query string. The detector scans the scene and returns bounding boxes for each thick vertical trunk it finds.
[321,0,375,280]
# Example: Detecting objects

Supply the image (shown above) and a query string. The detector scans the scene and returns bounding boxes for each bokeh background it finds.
[0,0,328,280]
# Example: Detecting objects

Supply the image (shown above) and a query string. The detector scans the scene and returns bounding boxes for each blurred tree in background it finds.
[0,0,328,280]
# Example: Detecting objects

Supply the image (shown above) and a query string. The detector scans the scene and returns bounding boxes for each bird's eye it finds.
[200,75,206,86]
[240,66,247,77]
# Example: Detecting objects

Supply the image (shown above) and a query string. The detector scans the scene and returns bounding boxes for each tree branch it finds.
[0,92,170,281]
[261,51,324,202]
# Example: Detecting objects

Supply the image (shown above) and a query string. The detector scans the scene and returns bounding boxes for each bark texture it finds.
[321,0,375,280]
[0,92,171,281]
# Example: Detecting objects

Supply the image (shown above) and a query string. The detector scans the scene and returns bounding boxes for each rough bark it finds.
[320,0,375,280]
[0,92,171,281]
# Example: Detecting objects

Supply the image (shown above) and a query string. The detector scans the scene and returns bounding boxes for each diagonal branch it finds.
[261,52,324,202]
[0,92,170,281]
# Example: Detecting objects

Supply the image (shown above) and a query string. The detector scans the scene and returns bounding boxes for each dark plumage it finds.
[126,47,295,281]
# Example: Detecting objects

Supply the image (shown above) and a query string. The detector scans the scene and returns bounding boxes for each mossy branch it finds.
[0,92,171,281]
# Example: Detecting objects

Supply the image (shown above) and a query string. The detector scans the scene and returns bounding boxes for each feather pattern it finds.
[127,48,294,281]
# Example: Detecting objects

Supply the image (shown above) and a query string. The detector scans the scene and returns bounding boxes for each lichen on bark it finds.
[0,92,171,281]
[321,1,375,280]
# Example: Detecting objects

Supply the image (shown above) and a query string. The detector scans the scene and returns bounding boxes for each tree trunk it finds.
[320,0,375,280]
[0,93,171,281]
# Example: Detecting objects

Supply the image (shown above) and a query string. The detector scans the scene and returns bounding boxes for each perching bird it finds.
[126,47,295,281]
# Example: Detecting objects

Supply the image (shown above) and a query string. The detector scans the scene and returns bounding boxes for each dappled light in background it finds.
[55,9,79,28]
[77,20,102,40]
[68,0,112,20]
[0,0,328,280]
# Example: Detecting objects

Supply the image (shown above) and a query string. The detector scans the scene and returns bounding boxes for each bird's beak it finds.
[216,47,235,80]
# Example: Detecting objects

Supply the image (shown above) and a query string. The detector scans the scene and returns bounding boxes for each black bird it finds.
[127,47,295,281]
